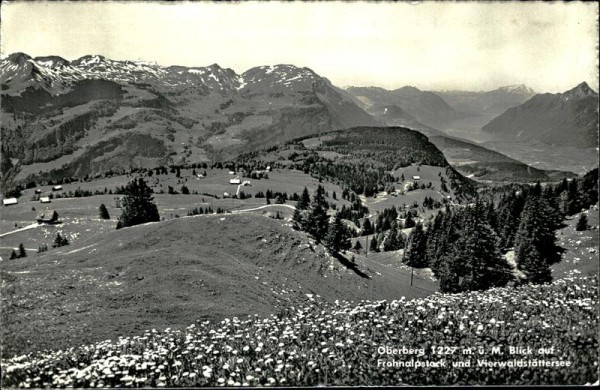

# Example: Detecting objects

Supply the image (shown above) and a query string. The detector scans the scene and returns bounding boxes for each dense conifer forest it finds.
[405,168,598,292]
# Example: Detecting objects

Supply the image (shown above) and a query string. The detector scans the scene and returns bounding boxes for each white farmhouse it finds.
[40,197,51,203]
[229,177,241,185]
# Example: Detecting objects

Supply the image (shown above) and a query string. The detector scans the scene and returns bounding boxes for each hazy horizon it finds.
[1,1,598,93]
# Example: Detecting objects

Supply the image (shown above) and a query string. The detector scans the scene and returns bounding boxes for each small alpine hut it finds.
[412,175,421,181]
[229,177,241,185]
[40,196,51,203]
[36,209,59,224]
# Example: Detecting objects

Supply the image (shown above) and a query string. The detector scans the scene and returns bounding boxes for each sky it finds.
[1,1,598,93]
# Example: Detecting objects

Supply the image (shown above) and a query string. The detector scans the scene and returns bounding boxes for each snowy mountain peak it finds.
[34,56,71,68]
[72,55,108,67]
[0,54,334,96]
[240,64,319,90]
[496,84,535,95]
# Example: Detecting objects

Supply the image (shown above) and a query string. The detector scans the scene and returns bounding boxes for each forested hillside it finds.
[234,126,476,199]
[403,168,598,292]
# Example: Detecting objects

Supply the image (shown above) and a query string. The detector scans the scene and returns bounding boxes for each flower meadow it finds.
[2,277,597,387]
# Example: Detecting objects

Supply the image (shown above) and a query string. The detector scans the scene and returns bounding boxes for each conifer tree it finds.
[396,229,406,249]
[576,214,589,231]
[451,204,512,291]
[383,228,404,251]
[369,235,379,252]
[99,203,110,220]
[562,179,582,215]
[18,243,26,258]
[297,187,311,210]
[514,194,559,284]
[305,185,329,243]
[361,218,373,236]
[117,178,160,229]
[404,214,416,228]
[580,168,599,208]
[437,254,460,293]
[54,233,63,248]
[10,249,18,260]
[291,207,304,230]
[515,236,551,284]
[403,223,428,268]
[325,214,351,253]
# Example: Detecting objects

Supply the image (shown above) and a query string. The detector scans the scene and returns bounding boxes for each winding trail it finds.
[231,204,296,214]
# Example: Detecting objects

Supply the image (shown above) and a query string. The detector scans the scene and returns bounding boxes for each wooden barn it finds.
[36,209,59,224]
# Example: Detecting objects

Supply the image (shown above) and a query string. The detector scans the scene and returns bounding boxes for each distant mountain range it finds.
[435,85,536,117]
[0,53,376,180]
[482,82,599,149]
[345,85,465,133]
[0,52,595,185]
[346,81,598,174]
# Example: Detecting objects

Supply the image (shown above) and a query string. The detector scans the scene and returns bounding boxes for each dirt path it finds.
[0,246,38,251]
[231,204,296,213]
[0,223,40,238]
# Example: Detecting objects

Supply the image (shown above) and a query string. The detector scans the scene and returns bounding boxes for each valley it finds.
[1,52,598,387]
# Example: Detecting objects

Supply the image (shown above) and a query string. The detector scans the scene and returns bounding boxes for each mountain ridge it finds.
[481,82,599,149]
[435,85,536,117]
[346,85,464,131]
[0,53,378,184]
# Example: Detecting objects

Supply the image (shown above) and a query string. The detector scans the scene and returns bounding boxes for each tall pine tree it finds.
[305,185,329,243]
[514,194,559,284]
[449,203,512,292]
[117,178,160,229]
[403,223,428,268]
[325,213,351,253]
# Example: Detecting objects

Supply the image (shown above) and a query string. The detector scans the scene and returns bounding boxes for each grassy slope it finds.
[552,205,599,279]
[0,213,436,357]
